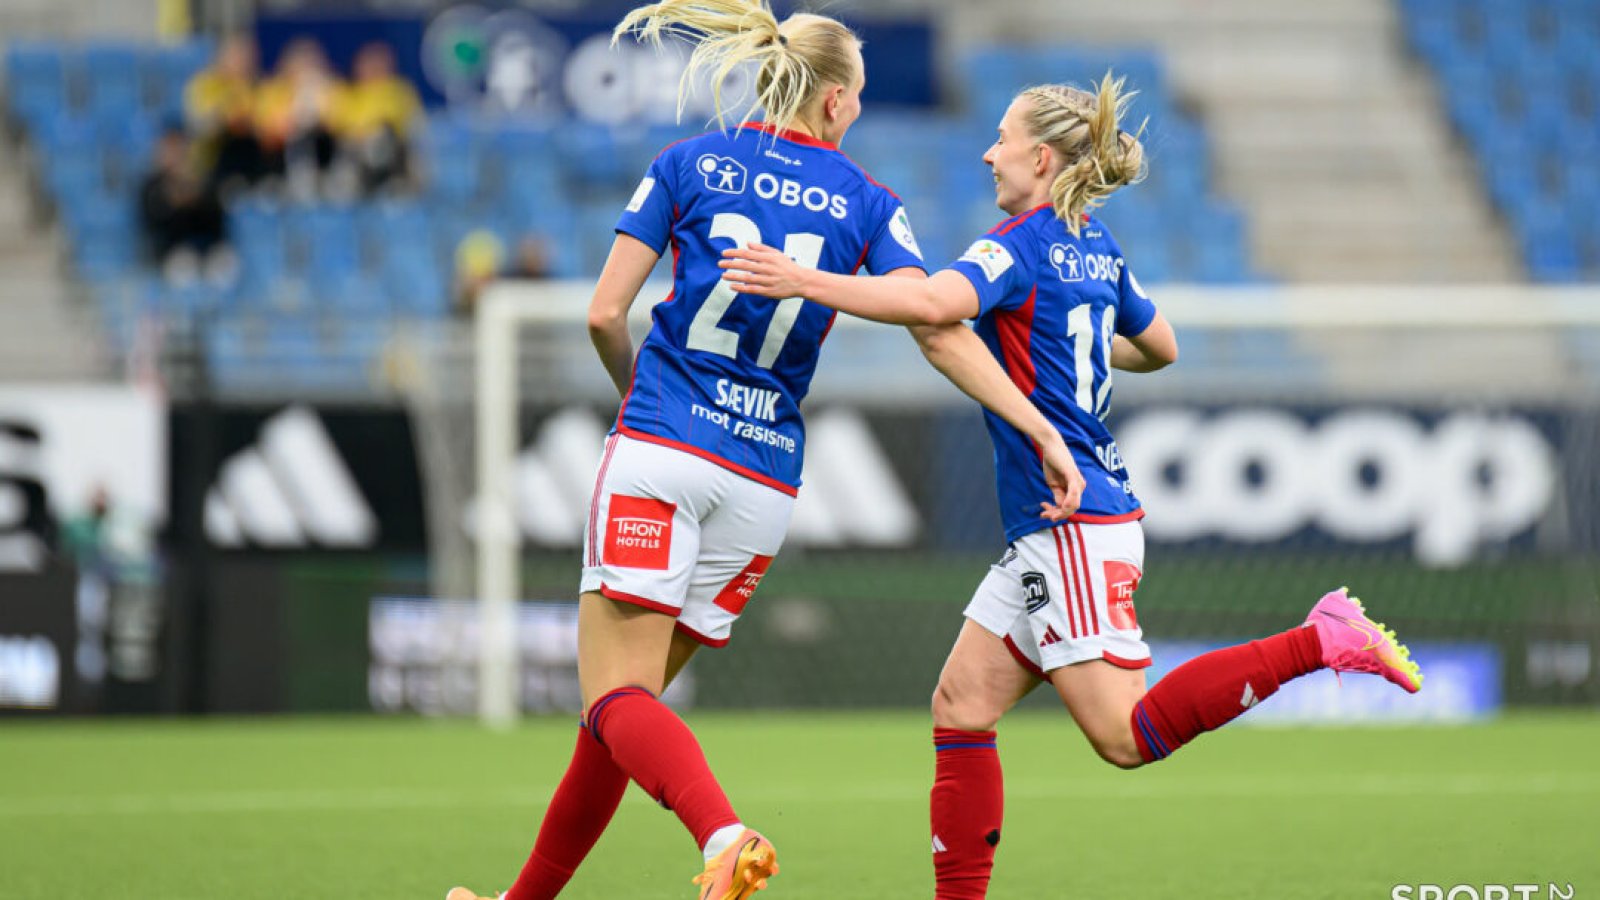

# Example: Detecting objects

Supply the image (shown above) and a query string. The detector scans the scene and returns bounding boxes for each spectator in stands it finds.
[505,233,554,280]
[184,32,265,196]
[138,123,234,285]
[452,231,554,318]
[451,229,504,318]
[333,41,423,195]
[255,38,345,201]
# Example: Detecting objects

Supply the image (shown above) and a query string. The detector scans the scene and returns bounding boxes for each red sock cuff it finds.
[584,685,655,746]
[933,728,998,751]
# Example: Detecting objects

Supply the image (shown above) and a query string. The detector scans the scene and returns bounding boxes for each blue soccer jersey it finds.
[614,122,926,493]
[947,204,1159,541]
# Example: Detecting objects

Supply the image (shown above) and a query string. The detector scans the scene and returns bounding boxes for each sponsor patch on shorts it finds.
[713,554,774,615]
[604,495,676,570]
[1104,560,1141,630]
[1022,572,1050,614]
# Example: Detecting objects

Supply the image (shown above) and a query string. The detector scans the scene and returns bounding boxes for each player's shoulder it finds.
[1077,213,1124,254]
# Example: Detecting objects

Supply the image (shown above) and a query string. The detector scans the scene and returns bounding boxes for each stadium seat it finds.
[5,42,70,128]
[295,204,361,280]
[82,44,145,118]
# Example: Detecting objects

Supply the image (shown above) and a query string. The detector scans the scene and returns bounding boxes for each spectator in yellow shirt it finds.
[254,37,344,199]
[184,33,264,193]
[334,41,424,195]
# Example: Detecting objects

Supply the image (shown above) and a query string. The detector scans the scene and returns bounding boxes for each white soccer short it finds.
[580,434,794,647]
[965,519,1152,677]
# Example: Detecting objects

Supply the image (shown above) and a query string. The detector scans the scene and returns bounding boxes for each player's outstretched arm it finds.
[720,243,979,325]
[589,233,660,397]
[912,323,1084,520]
[1110,311,1178,372]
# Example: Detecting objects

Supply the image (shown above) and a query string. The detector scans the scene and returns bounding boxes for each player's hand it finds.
[1038,437,1084,521]
[720,243,805,298]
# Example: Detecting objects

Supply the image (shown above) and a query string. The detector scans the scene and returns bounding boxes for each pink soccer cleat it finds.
[1305,588,1423,693]
[693,828,779,900]
[445,888,501,900]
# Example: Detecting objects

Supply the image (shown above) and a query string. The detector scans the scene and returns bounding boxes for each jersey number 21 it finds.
[688,212,823,368]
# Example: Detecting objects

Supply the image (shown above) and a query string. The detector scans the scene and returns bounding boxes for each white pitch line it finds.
[1,773,1596,819]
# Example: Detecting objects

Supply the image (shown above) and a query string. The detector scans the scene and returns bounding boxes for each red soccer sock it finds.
[585,686,739,849]
[930,728,1003,900]
[1131,625,1323,763]
[504,724,629,900]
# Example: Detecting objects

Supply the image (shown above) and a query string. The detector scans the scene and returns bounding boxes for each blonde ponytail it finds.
[1020,74,1147,236]
[614,1,859,135]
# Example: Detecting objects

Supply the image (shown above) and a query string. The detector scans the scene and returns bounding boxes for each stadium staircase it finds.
[0,0,145,381]
[0,131,109,380]
[946,0,1521,282]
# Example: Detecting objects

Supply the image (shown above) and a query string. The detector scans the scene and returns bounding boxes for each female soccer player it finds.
[721,75,1424,900]
[448,4,1080,899]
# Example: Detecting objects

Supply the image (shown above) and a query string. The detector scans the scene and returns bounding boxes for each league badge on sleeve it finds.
[960,239,1014,282]
[889,206,923,259]
[625,176,656,213]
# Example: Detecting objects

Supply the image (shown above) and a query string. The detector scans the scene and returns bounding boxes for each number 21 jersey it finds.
[614,122,926,494]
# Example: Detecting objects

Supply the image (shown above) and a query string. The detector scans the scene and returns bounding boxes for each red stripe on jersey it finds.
[1069,509,1146,525]
[850,241,870,274]
[818,310,839,347]
[995,203,1052,236]
[739,121,837,150]
[1052,525,1080,639]
[1073,524,1100,635]
[616,425,800,497]
[994,286,1038,396]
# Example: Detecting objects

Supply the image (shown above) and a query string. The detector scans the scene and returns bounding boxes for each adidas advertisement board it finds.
[170,401,1584,563]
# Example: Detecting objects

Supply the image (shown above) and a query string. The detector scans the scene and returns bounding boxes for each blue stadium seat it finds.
[81,44,144,117]
[556,122,628,187]
[5,42,70,129]
[422,119,483,203]
[311,271,389,318]
[294,205,361,279]
[145,40,213,118]
[230,201,288,291]
[382,250,447,317]
[357,200,432,269]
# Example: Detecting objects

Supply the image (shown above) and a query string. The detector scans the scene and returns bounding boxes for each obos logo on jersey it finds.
[1103,560,1141,630]
[960,239,1014,282]
[698,154,747,194]
[604,495,676,570]
[1048,243,1085,282]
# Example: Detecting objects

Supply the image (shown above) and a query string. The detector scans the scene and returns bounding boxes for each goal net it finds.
[404,281,1600,725]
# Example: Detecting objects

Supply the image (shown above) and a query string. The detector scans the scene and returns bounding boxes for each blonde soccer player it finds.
[447,3,1082,899]
[722,76,1424,899]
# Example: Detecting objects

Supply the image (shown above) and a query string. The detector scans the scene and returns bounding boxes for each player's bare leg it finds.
[929,621,1039,900]
[932,620,1040,731]
[577,590,680,704]
[1048,660,1148,768]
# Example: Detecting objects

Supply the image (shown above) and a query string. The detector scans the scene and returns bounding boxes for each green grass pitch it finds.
[3,712,1597,899]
